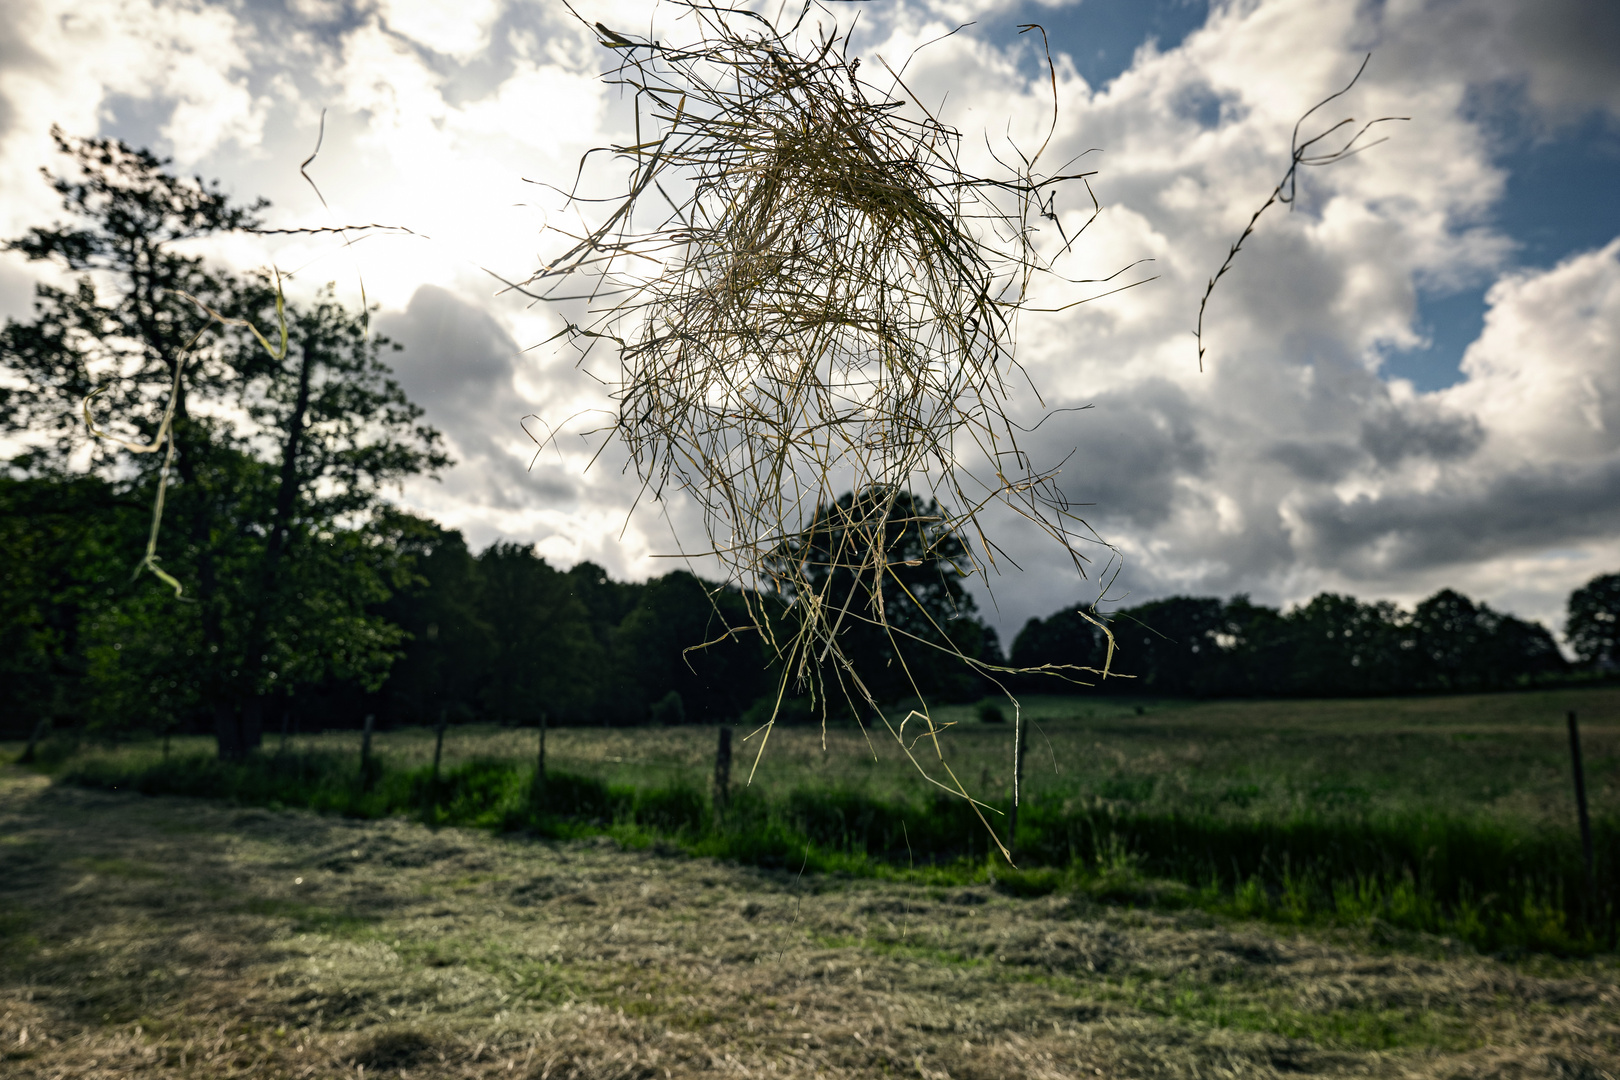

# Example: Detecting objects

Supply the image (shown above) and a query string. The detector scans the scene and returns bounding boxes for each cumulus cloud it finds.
[376,284,570,509]
[1026,381,1209,531]
[1376,0,1620,124]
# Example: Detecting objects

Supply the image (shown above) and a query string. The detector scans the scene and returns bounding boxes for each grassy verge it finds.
[51,741,1615,957]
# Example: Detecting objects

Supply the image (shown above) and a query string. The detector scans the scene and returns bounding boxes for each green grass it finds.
[20,684,1620,957]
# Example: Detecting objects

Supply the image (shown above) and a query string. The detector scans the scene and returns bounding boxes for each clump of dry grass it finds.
[516,2,1145,843]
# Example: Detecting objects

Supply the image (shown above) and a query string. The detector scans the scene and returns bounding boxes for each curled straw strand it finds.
[1193,54,1407,371]
[81,274,290,597]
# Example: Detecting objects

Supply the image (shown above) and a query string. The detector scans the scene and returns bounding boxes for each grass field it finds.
[3,768,1620,1078]
[10,686,1620,956]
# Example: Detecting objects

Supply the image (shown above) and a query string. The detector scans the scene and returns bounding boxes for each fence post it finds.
[360,713,375,792]
[430,710,448,809]
[713,726,732,829]
[533,711,548,810]
[1568,710,1595,888]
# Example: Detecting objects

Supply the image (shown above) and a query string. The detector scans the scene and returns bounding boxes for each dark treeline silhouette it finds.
[8,466,1616,740]
[0,483,776,737]
[1013,584,1604,698]
[377,530,771,730]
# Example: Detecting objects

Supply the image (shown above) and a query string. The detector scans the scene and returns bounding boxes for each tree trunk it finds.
[214,703,243,763]
[167,404,229,763]
[238,344,316,752]
[18,719,49,765]
[214,699,264,763]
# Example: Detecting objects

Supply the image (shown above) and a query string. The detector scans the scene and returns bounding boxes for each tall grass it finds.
[54,735,1615,957]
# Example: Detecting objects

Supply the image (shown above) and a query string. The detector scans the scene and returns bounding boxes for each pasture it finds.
[12,687,1620,953]
[2,713,1619,1077]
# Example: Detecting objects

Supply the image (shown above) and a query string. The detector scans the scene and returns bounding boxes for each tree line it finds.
[4,133,1618,750]
[1013,581,1618,699]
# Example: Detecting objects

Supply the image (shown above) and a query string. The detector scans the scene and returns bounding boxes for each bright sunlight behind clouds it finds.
[1,0,1617,640]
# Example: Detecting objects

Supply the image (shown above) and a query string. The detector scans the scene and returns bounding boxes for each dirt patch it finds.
[1,767,1616,1078]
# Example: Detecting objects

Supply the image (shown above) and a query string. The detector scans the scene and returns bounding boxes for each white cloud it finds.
[376,0,505,63]
[1444,240,1620,461]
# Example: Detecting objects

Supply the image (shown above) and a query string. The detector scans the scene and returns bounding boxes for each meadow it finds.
[3,742,1619,1078]
[17,686,1618,959]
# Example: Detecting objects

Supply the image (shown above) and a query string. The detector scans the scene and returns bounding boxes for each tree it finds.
[611,571,770,724]
[769,487,998,706]
[1,132,446,754]
[1568,572,1620,671]
[474,544,602,726]
[2,132,268,734]
[1009,607,1111,690]
[1283,593,1411,696]
[1207,595,1291,697]
[376,520,493,726]
[1406,589,1562,691]
[222,283,449,752]
[1106,596,1226,697]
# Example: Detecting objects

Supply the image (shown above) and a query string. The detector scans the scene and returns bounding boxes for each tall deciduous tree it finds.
[2,131,266,731]
[1,132,446,755]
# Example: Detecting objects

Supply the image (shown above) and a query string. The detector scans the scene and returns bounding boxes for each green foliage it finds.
[0,476,142,728]
[1568,572,1620,670]
[769,486,1002,707]
[1014,586,1571,698]
[375,522,492,725]
[610,571,769,723]
[474,543,601,724]
[0,133,444,742]
[648,690,686,726]
[374,549,775,732]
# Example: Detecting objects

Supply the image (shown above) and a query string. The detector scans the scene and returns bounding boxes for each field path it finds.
[1,766,1616,1079]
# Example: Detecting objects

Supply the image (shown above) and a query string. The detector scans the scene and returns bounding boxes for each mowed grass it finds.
[2,769,1618,1079]
[13,685,1620,955]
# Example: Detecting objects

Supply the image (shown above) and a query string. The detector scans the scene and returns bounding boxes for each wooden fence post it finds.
[360,713,375,792]
[533,711,548,810]
[429,710,448,809]
[713,726,732,829]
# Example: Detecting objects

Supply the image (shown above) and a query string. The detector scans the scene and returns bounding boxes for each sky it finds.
[1,0,1618,644]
